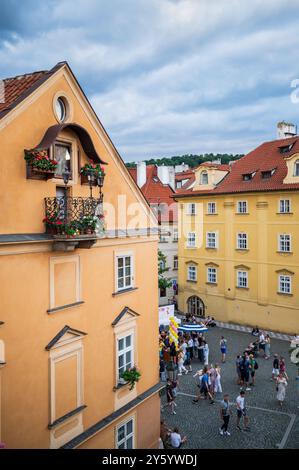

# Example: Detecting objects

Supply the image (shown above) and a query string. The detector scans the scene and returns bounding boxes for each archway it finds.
[187,296,205,317]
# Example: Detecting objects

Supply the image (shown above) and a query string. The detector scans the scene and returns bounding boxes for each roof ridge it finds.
[2,69,48,82]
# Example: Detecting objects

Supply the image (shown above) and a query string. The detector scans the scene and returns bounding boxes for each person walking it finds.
[193,367,215,404]
[170,427,187,448]
[166,379,177,415]
[203,340,209,366]
[249,354,258,387]
[236,390,250,431]
[197,335,204,362]
[220,336,227,363]
[272,354,280,380]
[264,335,271,360]
[214,364,223,394]
[276,373,288,408]
[259,331,266,357]
[219,394,232,436]
[239,353,251,391]
[279,356,288,379]
[236,355,242,385]
[177,350,188,376]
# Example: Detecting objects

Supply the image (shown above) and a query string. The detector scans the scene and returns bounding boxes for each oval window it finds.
[55,97,67,122]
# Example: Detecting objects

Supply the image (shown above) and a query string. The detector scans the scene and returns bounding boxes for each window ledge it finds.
[206,282,218,286]
[236,286,249,290]
[236,249,249,252]
[47,301,84,314]
[277,292,293,297]
[276,251,293,255]
[187,279,197,283]
[276,212,293,215]
[173,268,178,271]
[48,405,87,430]
[206,247,217,250]
[206,213,218,216]
[235,213,249,215]
[113,382,129,392]
[112,287,138,297]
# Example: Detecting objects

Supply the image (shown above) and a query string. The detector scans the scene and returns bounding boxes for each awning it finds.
[26,122,107,164]
[178,324,208,333]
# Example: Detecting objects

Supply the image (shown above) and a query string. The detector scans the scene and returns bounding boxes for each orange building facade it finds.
[0,62,161,449]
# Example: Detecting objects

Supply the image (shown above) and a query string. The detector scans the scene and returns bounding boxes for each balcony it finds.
[44,196,104,251]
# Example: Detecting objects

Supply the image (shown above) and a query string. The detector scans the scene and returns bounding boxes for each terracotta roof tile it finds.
[174,136,299,198]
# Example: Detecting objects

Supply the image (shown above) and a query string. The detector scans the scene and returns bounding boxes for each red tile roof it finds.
[198,162,230,172]
[174,136,299,198]
[128,165,177,222]
[0,62,66,119]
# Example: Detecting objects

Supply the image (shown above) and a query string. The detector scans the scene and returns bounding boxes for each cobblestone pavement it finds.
[161,327,299,449]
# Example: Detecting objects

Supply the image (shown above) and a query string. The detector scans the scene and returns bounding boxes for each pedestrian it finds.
[214,364,223,394]
[264,335,271,359]
[192,368,203,402]
[279,356,288,379]
[236,355,242,385]
[239,353,251,391]
[198,335,204,362]
[166,379,177,415]
[203,340,209,366]
[177,350,188,376]
[276,373,288,408]
[249,354,258,387]
[170,427,187,448]
[259,331,266,356]
[193,366,215,404]
[220,336,227,363]
[236,390,250,431]
[219,394,232,436]
[209,364,217,399]
[272,354,280,380]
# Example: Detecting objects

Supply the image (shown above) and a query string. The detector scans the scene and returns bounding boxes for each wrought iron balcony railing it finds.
[44,196,101,237]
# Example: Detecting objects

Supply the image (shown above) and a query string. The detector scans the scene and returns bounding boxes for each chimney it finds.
[137,161,146,188]
[277,121,297,139]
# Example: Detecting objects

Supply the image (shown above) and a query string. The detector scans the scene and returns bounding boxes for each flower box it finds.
[80,173,98,186]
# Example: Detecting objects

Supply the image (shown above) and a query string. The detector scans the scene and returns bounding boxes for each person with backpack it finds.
[220,336,227,363]
[239,353,251,391]
[249,354,258,387]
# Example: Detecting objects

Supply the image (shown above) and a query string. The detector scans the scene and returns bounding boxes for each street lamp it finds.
[87,168,95,198]
[97,172,105,203]
[62,167,71,229]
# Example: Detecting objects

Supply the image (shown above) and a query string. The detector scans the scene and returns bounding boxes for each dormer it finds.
[283,152,299,184]
[192,163,229,191]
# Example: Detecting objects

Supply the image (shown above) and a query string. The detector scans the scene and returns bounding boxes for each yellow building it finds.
[175,130,299,334]
[0,62,161,449]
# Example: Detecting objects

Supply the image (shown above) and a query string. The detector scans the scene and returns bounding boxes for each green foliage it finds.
[158,249,172,289]
[120,367,141,390]
[126,153,243,169]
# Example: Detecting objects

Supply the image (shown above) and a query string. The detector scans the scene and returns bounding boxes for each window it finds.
[173,228,179,242]
[261,170,275,179]
[176,181,182,189]
[49,255,81,310]
[237,233,248,250]
[207,202,217,214]
[243,172,255,181]
[278,275,292,294]
[279,234,291,252]
[279,199,291,213]
[187,203,197,215]
[173,256,178,270]
[295,160,299,176]
[118,334,133,382]
[200,171,208,185]
[237,201,248,213]
[206,232,218,249]
[207,267,217,284]
[54,142,72,178]
[159,234,168,243]
[116,418,134,449]
[159,259,166,271]
[187,232,196,248]
[187,265,197,281]
[160,287,167,297]
[280,143,294,154]
[237,270,248,288]
[55,97,67,122]
[117,255,133,291]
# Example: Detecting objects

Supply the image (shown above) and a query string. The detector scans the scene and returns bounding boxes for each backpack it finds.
[254,361,259,370]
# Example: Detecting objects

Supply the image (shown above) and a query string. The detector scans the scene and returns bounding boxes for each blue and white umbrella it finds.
[178,324,208,333]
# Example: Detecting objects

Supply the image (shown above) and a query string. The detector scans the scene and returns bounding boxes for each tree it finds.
[158,249,172,290]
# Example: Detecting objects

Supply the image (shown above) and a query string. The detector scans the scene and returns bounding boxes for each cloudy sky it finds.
[1,0,299,162]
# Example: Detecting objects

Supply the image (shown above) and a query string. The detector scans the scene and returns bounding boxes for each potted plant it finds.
[80,163,105,185]
[120,366,141,391]
[25,149,58,177]
[81,215,98,234]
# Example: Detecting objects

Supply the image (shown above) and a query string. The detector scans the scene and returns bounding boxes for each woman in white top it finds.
[177,350,188,376]
[203,341,209,366]
[276,373,288,407]
[214,364,222,394]
[170,427,187,448]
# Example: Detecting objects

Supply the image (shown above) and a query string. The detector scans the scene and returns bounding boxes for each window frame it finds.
[115,252,134,292]
[117,332,134,384]
[278,275,292,294]
[116,416,135,449]
[294,160,299,176]
[187,265,197,282]
[279,199,291,214]
[206,231,218,249]
[237,270,248,288]
[236,200,248,214]
[173,255,178,270]
[278,234,291,253]
[207,267,217,284]
[186,203,197,215]
[200,171,208,185]
[207,202,217,214]
[187,232,196,248]
[237,232,248,250]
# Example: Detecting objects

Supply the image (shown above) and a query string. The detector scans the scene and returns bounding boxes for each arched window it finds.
[294,160,299,176]
[200,171,208,185]
[187,296,205,317]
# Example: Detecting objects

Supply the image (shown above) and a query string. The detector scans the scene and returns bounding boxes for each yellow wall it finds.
[178,192,299,333]
[0,65,160,448]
